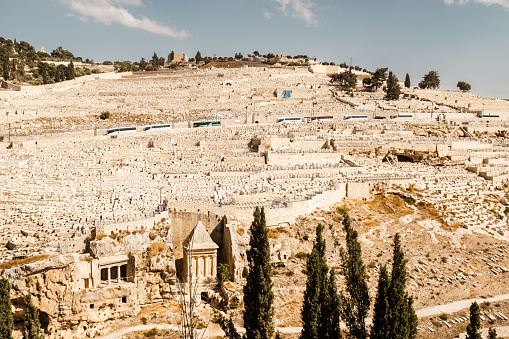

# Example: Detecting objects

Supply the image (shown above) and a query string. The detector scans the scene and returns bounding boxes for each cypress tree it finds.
[320,268,341,339]
[340,213,370,339]
[404,73,411,88]
[466,301,481,339]
[488,327,497,339]
[3,53,10,80]
[218,315,242,339]
[22,294,44,339]
[301,224,340,339]
[0,278,13,339]
[301,224,327,339]
[371,265,390,339]
[67,60,75,80]
[243,207,274,339]
[386,233,418,339]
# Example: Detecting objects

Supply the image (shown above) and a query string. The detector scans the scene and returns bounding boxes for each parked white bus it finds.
[390,114,414,119]
[106,127,137,135]
[277,117,303,123]
[143,124,172,131]
[344,115,368,120]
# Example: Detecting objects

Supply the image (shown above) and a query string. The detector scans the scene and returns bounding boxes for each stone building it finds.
[182,221,219,282]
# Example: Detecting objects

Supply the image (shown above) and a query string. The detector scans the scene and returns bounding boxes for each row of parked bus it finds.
[106,121,222,135]
[275,114,417,123]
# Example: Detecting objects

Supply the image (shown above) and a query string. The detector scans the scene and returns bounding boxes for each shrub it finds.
[141,317,148,325]
[295,252,308,260]
[147,242,166,257]
[218,263,231,282]
[145,328,158,337]
[439,313,448,320]
[99,111,111,120]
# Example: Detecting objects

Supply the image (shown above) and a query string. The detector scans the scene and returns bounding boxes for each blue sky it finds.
[2,0,508,98]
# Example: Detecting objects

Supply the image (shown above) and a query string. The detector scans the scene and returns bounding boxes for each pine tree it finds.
[404,73,411,88]
[301,224,340,339]
[385,71,401,100]
[340,213,370,339]
[386,233,418,339]
[488,327,497,339]
[243,207,274,339]
[0,278,13,339]
[22,295,44,339]
[371,265,389,339]
[466,301,481,339]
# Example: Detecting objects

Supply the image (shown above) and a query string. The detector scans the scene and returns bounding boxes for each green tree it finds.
[22,295,44,339]
[169,51,175,62]
[370,68,388,91]
[386,233,418,339]
[385,72,401,100]
[195,51,202,63]
[243,207,274,339]
[330,71,357,91]
[457,81,471,91]
[218,315,242,339]
[404,73,411,88]
[488,327,497,339]
[3,52,10,80]
[466,301,481,339]
[419,70,440,89]
[301,224,340,339]
[340,213,370,339]
[0,278,13,339]
[371,265,390,339]
[151,52,159,66]
[67,60,75,80]
[320,268,341,339]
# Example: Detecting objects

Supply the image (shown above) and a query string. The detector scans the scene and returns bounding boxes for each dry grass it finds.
[0,254,52,270]
[268,227,291,239]
[147,242,166,257]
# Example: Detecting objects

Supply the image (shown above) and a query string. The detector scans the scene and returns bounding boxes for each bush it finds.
[218,263,231,282]
[141,317,148,325]
[145,328,158,337]
[99,111,111,120]
[439,313,448,320]
[295,252,309,260]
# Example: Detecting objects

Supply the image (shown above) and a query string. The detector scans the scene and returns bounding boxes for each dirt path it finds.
[96,294,509,338]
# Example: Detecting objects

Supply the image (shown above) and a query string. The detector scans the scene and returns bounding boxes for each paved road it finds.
[96,294,509,338]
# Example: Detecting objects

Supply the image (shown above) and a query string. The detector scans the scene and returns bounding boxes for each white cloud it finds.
[445,0,509,9]
[263,9,273,20]
[273,0,318,26]
[59,0,189,39]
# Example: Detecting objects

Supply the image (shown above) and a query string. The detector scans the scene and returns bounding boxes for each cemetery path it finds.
[96,294,509,338]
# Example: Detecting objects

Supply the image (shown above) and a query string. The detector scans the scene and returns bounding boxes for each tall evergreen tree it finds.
[466,301,481,339]
[67,60,75,80]
[301,224,327,339]
[3,52,10,80]
[488,327,497,339]
[320,268,341,339]
[404,73,411,88]
[385,71,401,100]
[195,51,203,63]
[386,233,418,339]
[0,278,13,339]
[371,265,390,339]
[301,224,341,339]
[340,213,370,339]
[22,295,44,339]
[243,207,274,339]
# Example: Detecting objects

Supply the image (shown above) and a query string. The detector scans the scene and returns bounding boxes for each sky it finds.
[2,0,508,98]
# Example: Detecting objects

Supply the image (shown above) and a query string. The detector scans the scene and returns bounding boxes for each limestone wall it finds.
[266,151,343,166]
[169,210,225,259]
